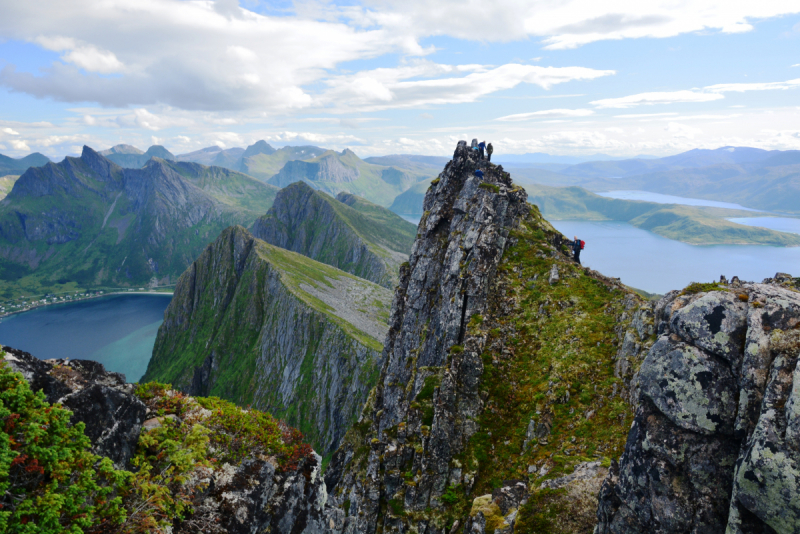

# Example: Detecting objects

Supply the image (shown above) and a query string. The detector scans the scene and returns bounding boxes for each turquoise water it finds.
[728,217,800,235]
[0,294,172,382]
[597,190,763,212]
[552,220,800,294]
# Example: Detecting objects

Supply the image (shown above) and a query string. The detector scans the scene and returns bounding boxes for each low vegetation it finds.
[0,361,311,533]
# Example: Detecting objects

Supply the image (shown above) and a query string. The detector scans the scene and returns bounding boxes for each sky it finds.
[0,0,799,160]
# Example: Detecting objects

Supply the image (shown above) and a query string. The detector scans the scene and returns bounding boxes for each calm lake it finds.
[0,294,172,382]
[728,217,800,235]
[553,221,800,294]
[596,190,763,212]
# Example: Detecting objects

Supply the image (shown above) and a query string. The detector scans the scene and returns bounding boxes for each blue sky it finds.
[0,0,799,159]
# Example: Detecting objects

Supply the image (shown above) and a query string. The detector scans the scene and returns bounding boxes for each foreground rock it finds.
[595,277,800,533]
[2,346,327,533]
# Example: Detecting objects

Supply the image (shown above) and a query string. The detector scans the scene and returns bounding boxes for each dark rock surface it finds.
[2,345,145,467]
[595,277,800,534]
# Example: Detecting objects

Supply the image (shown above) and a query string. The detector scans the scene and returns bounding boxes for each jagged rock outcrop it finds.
[595,276,800,534]
[0,146,278,288]
[2,346,328,533]
[144,225,392,456]
[316,142,657,534]
[251,181,415,288]
[320,142,532,532]
[3,345,146,467]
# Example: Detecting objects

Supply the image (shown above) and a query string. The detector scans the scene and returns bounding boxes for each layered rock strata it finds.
[144,225,392,456]
[595,277,800,533]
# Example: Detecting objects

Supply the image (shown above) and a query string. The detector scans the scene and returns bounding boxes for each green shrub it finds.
[0,361,130,533]
[682,281,723,295]
[479,183,500,194]
[441,485,461,505]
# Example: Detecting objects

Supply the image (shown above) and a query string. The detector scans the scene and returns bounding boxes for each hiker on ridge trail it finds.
[478,140,486,160]
[487,142,493,162]
[570,235,583,265]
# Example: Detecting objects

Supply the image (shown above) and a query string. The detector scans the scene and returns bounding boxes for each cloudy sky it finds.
[1,0,799,160]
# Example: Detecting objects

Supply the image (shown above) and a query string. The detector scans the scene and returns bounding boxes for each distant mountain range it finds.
[0,146,278,298]
[99,144,175,168]
[0,152,50,176]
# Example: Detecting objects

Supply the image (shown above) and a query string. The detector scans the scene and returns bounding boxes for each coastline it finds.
[0,290,174,320]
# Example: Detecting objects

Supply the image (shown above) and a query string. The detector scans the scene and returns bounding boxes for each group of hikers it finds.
[468,138,584,265]
[470,139,493,161]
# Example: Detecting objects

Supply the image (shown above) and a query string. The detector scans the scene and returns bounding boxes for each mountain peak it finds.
[242,140,276,158]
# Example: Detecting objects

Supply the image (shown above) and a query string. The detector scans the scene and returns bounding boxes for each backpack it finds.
[580,240,585,250]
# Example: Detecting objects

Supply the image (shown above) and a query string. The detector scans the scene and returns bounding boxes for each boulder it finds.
[595,283,800,533]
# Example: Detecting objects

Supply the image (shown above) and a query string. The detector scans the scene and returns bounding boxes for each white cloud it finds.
[495,108,594,121]
[353,0,800,49]
[665,122,703,139]
[704,78,800,92]
[322,63,614,111]
[35,36,124,74]
[1,128,20,136]
[793,64,800,67]
[591,90,724,108]
[9,139,31,152]
[613,112,677,118]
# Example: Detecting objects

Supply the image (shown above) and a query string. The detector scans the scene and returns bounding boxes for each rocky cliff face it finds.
[2,346,327,534]
[595,275,800,533]
[251,181,414,288]
[0,146,277,292]
[319,142,646,534]
[144,225,392,456]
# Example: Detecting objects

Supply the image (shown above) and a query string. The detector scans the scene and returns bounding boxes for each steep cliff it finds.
[143,225,392,456]
[1,346,326,534]
[0,147,278,296]
[251,181,415,288]
[595,275,800,534]
[319,142,648,533]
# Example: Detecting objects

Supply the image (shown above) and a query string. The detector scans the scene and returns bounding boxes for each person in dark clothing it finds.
[478,140,486,160]
[571,235,581,264]
[487,142,493,162]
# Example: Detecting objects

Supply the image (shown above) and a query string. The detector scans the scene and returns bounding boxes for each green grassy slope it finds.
[388,178,433,215]
[527,184,800,246]
[0,175,19,200]
[159,159,279,213]
[252,182,415,287]
[334,191,417,255]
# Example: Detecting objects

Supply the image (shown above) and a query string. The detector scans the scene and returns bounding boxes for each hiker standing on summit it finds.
[486,142,493,162]
[478,140,486,160]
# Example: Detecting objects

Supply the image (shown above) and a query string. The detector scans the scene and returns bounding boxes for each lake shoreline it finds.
[0,290,173,320]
